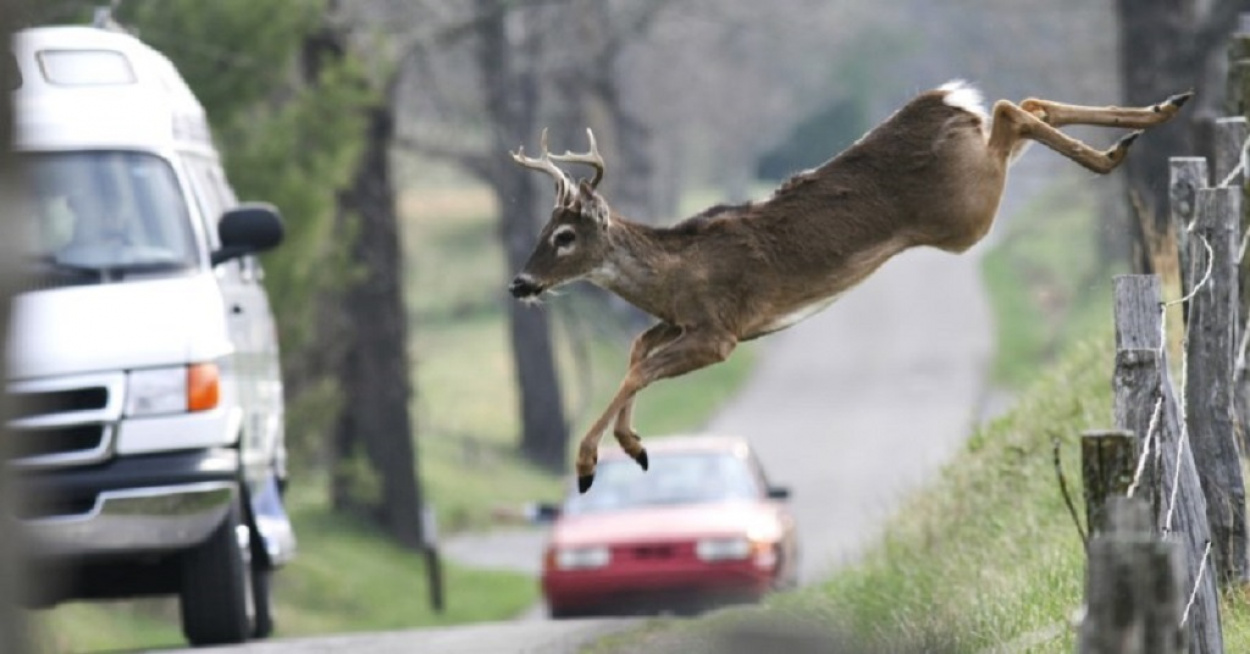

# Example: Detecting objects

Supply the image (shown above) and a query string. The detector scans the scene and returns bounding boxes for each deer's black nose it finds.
[509,275,541,298]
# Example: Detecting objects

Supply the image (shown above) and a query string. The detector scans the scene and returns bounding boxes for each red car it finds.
[539,435,799,618]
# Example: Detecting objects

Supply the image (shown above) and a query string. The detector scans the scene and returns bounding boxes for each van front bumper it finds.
[15,448,239,559]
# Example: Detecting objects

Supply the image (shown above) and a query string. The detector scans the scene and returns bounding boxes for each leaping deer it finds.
[508,81,1190,493]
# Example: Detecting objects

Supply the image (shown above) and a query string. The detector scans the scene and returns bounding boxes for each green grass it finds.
[268,486,536,635]
[982,175,1124,389]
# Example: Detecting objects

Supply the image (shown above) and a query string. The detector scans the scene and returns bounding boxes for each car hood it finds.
[7,274,232,379]
[551,501,784,547]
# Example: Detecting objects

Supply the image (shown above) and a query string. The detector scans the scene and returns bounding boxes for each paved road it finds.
[708,244,992,582]
[161,619,637,654]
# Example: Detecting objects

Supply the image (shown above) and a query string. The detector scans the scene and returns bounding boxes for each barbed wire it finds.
[1182,541,1213,627]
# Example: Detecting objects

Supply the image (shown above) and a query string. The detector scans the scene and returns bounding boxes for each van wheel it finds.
[180,503,252,646]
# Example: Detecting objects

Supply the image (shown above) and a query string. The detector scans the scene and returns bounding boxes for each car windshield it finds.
[563,451,761,515]
[24,151,198,279]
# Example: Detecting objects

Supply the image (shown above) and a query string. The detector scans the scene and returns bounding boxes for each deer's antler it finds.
[512,129,577,206]
[549,128,604,189]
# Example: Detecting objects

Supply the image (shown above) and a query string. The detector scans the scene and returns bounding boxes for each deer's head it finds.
[508,129,612,302]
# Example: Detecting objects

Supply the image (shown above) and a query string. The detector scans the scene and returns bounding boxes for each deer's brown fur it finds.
[508,82,1191,492]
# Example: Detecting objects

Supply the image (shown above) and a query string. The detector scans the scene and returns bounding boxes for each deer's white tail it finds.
[938,80,986,118]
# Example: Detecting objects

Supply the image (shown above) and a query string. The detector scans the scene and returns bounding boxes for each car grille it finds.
[616,542,686,562]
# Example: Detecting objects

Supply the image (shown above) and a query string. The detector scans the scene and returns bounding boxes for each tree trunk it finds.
[497,169,570,472]
[475,0,570,472]
[1117,0,1199,273]
[330,100,425,549]
[1118,0,1243,273]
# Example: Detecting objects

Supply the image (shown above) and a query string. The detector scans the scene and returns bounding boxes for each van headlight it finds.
[554,545,610,570]
[696,537,753,561]
[126,363,220,416]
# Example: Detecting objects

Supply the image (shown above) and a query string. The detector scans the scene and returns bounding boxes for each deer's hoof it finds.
[578,474,595,494]
[1116,130,1144,152]
[632,448,649,472]
[1167,91,1193,109]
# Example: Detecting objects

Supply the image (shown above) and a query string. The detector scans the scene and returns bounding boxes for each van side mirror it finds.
[211,203,284,266]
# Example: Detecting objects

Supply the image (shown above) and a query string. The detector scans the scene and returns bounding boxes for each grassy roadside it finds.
[980,175,1124,389]
[29,181,757,652]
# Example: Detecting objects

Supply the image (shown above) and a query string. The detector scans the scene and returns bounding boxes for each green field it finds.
[28,182,756,652]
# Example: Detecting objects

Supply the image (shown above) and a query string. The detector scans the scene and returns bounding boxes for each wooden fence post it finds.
[1082,430,1139,534]
[1211,122,1249,449]
[1079,498,1185,654]
[1113,275,1224,653]
[1185,186,1249,586]
[1171,158,1209,312]
[1225,29,1250,470]
[1212,118,1246,188]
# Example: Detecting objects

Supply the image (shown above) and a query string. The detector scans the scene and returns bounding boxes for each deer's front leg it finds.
[609,323,684,472]
[577,326,738,493]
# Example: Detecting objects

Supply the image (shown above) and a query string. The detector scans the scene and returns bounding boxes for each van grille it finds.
[7,379,117,467]
[11,387,108,420]
[10,424,106,460]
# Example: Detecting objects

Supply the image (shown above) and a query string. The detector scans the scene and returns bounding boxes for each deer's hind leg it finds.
[987,101,1133,174]
[1019,92,1192,129]
[987,92,1191,173]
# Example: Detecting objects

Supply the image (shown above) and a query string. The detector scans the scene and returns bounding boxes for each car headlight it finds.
[696,537,753,562]
[554,545,611,570]
[126,363,220,416]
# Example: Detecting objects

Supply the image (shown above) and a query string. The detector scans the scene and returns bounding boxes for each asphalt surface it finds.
[171,619,638,654]
[707,244,993,583]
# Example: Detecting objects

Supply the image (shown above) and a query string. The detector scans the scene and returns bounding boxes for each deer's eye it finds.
[554,229,576,248]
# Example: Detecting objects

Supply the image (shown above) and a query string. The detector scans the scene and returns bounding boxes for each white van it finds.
[7,25,295,646]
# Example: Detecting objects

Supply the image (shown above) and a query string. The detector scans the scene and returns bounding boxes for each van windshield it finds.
[25,151,199,280]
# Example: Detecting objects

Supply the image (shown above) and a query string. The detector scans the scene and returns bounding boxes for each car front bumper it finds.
[543,559,775,614]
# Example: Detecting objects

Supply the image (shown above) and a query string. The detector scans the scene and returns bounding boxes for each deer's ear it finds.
[578,180,610,225]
